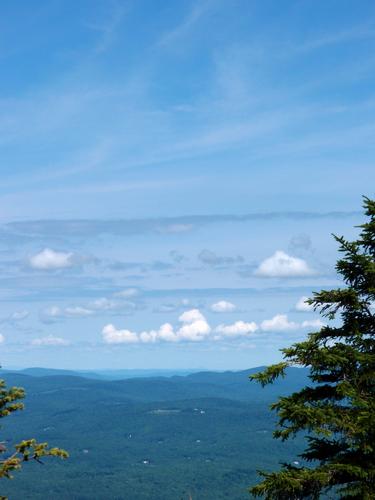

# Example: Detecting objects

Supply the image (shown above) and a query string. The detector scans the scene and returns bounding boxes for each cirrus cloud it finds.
[31,335,70,346]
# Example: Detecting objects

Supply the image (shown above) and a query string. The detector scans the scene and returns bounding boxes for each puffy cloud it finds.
[31,335,70,346]
[301,319,326,329]
[102,308,211,344]
[140,323,178,343]
[215,320,258,338]
[0,334,4,344]
[29,248,75,270]
[261,314,325,332]
[158,323,178,342]
[101,307,325,346]
[210,300,236,313]
[177,319,211,341]
[261,314,299,332]
[102,324,139,344]
[176,308,211,341]
[179,308,205,323]
[255,251,314,278]
[295,296,314,312]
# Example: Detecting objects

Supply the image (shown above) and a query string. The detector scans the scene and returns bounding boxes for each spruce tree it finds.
[250,197,375,499]
[0,379,68,499]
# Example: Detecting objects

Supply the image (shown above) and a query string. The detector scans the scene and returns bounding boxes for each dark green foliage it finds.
[0,378,68,499]
[250,197,375,499]
[1,368,308,499]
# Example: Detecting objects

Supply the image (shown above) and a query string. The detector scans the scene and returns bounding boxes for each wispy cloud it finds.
[158,0,213,47]
[4,211,357,240]
[296,23,375,53]
[85,1,128,54]
[31,335,70,347]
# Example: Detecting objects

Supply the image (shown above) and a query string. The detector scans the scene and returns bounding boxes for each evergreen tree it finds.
[250,197,375,499]
[0,379,68,500]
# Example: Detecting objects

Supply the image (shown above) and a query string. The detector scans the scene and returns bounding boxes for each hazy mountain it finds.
[1,367,310,499]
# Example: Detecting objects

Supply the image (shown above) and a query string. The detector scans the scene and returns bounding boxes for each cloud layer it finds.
[102,308,325,345]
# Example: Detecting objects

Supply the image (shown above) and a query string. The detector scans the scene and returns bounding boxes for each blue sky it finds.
[0,0,374,369]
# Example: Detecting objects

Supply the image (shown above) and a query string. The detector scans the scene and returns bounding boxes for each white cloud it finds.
[210,300,236,313]
[102,324,139,344]
[31,335,70,346]
[29,248,74,270]
[255,251,314,278]
[301,319,326,329]
[102,307,325,345]
[260,313,325,332]
[157,323,178,342]
[179,309,205,323]
[261,314,299,332]
[40,305,94,322]
[64,306,93,317]
[102,308,212,345]
[295,296,314,312]
[215,320,258,338]
[0,334,5,344]
[177,319,211,341]
[177,309,211,341]
[140,323,178,343]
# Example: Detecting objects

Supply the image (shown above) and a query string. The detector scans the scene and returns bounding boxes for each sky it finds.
[0,0,374,370]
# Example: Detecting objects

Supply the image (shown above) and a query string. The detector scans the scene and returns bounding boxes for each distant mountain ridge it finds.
[0,367,199,380]
[0,365,311,499]
[0,366,310,403]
